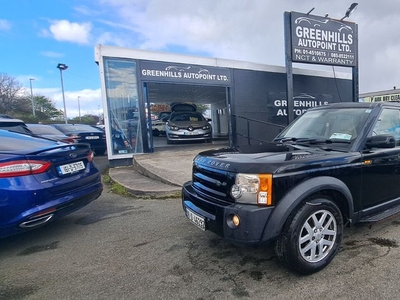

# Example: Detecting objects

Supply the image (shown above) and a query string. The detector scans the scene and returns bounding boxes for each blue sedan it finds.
[0,130,103,238]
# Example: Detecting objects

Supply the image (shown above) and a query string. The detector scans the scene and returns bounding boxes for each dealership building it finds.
[95,44,353,166]
[360,88,400,103]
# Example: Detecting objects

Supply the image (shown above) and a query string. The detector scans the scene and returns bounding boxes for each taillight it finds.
[0,160,52,178]
[61,137,76,143]
[69,134,80,139]
[87,151,94,162]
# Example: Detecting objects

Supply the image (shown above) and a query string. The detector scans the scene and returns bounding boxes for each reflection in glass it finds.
[104,58,143,154]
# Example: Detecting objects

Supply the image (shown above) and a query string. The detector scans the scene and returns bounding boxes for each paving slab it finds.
[108,142,229,198]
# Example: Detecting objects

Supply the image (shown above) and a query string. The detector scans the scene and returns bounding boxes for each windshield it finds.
[170,112,205,122]
[275,107,372,145]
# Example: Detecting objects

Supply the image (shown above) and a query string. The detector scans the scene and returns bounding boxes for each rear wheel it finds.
[95,148,106,156]
[275,198,343,274]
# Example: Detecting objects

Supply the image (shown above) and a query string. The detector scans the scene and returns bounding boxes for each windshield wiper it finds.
[274,137,300,143]
[275,137,351,145]
[304,139,351,144]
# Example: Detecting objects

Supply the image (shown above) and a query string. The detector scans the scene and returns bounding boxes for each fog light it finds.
[232,214,240,227]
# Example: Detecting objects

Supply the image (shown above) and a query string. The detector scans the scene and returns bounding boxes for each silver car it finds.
[166,111,212,144]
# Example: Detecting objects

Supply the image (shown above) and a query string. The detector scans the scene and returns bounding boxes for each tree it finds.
[0,73,29,115]
[33,95,63,121]
[70,114,99,125]
[0,73,65,123]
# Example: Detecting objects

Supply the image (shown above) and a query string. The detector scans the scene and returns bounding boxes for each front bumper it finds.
[167,129,212,141]
[182,181,275,245]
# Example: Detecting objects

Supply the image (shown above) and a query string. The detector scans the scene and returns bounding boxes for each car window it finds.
[170,112,205,122]
[373,108,400,143]
[278,108,369,142]
[54,125,102,133]
[0,122,32,134]
[28,125,64,135]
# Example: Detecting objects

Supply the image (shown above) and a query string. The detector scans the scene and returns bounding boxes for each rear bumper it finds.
[0,182,103,238]
[182,181,276,245]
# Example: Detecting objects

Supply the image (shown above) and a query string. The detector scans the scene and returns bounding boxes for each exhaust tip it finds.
[19,214,54,228]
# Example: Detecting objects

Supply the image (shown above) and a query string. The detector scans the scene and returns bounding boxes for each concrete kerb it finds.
[108,143,229,198]
[108,166,182,198]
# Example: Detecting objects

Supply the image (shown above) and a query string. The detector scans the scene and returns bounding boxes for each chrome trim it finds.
[19,214,54,228]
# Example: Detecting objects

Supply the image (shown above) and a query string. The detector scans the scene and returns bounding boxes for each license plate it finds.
[185,207,206,231]
[184,132,195,135]
[57,161,85,175]
[86,136,100,140]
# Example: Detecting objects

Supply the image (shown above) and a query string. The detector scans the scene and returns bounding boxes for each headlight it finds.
[230,173,273,205]
[202,124,211,130]
[168,125,179,131]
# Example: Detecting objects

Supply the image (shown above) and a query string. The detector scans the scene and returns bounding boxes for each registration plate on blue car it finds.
[185,207,206,231]
[57,161,85,175]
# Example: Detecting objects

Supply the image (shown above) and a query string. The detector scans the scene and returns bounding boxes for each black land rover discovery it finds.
[182,101,400,274]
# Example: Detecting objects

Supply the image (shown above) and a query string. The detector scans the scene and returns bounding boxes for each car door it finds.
[361,107,400,209]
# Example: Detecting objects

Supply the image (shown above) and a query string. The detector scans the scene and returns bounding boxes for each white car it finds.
[152,115,170,136]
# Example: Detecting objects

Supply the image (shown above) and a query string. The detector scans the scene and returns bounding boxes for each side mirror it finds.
[366,134,396,149]
[206,118,212,122]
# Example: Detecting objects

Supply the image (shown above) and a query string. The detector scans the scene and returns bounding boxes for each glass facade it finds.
[103,58,143,155]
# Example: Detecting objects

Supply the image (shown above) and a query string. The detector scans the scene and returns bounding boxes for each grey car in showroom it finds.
[166,103,212,144]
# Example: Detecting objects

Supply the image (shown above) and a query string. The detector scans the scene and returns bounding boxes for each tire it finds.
[275,198,343,275]
[95,148,106,156]
[153,130,160,137]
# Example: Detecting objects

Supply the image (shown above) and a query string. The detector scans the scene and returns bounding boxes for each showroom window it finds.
[103,58,143,154]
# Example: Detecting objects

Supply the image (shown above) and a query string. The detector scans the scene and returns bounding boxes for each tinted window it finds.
[28,125,65,135]
[54,124,102,133]
[0,122,31,134]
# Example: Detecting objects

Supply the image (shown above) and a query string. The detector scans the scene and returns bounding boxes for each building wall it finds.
[231,69,353,146]
[95,45,353,160]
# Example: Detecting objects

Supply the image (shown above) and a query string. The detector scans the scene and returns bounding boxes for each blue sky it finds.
[2,1,400,117]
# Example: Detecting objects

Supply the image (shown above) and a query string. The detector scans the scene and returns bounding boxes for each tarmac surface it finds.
[108,140,229,198]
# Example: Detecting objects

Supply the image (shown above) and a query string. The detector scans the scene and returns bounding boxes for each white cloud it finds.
[0,19,11,30]
[93,0,400,93]
[50,88,102,118]
[49,20,92,45]
[41,51,64,58]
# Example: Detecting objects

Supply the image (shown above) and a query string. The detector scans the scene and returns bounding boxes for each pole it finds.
[284,12,294,125]
[29,79,35,117]
[59,68,68,124]
[78,96,81,121]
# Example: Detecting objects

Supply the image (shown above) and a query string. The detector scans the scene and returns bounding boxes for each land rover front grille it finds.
[192,162,236,203]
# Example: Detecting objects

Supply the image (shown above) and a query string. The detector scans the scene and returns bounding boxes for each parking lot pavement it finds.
[3,178,400,299]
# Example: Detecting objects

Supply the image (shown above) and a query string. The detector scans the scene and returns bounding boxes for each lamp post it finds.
[29,78,35,117]
[57,63,69,124]
[78,96,81,121]
[341,3,358,21]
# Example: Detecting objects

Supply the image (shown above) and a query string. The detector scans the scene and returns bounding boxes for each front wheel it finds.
[275,198,343,274]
